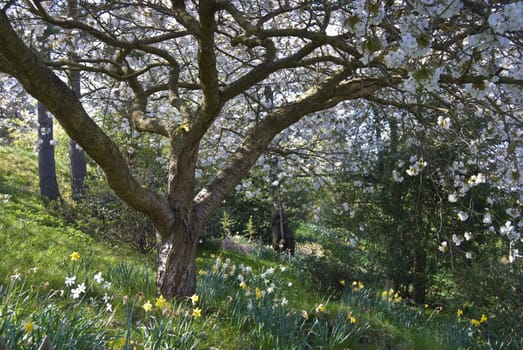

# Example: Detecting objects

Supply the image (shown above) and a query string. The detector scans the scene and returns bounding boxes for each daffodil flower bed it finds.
[0,250,508,349]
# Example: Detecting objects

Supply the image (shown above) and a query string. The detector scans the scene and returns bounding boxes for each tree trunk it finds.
[269,156,295,254]
[67,0,87,199]
[38,102,61,202]
[156,216,199,297]
[69,138,86,198]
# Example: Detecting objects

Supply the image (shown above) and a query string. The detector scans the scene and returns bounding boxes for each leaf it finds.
[364,36,382,53]
[344,15,361,30]
[416,33,431,48]
[413,67,430,82]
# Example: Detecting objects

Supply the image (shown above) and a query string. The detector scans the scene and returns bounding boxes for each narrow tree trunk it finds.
[38,102,61,202]
[269,156,295,254]
[156,217,199,297]
[69,138,86,198]
[67,0,87,199]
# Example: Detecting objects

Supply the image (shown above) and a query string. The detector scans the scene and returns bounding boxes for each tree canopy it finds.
[0,0,522,297]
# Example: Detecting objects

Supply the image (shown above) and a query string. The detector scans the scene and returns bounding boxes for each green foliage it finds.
[62,182,157,253]
[243,215,256,240]
[290,224,369,298]
[219,210,236,237]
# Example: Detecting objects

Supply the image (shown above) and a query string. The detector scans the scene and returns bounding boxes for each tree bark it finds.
[67,0,87,199]
[156,211,199,297]
[38,102,61,202]
[269,156,295,254]
[68,138,86,198]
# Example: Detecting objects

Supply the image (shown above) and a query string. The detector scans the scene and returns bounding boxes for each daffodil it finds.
[65,275,77,287]
[239,281,247,289]
[315,304,326,313]
[190,294,199,305]
[71,283,86,299]
[93,272,104,284]
[192,307,202,318]
[339,279,346,286]
[480,314,487,323]
[470,319,481,327]
[348,315,357,324]
[393,292,402,303]
[301,310,309,320]
[143,300,152,312]
[70,251,80,261]
[352,280,364,292]
[110,337,127,350]
[24,321,37,333]
[155,295,168,309]
[255,287,263,299]
[457,309,463,317]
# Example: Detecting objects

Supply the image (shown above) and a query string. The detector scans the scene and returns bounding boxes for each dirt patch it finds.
[220,237,253,254]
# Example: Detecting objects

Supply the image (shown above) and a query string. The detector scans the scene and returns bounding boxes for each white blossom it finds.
[457,211,469,222]
[483,212,492,224]
[452,234,463,246]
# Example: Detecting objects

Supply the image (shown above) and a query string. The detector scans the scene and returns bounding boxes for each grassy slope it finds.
[0,144,469,349]
[0,146,153,289]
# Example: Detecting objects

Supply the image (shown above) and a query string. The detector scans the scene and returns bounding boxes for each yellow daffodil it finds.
[352,280,364,291]
[339,279,346,286]
[192,307,202,318]
[348,315,357,324]
[255,287,263,299]
[155,295,168,309]
[143,300,152,312]
[239,281,247,289]
[457,309,463,317]
[109,336,127,350]
[190,294,199,305]
[315,304,326,313]
[470,319,481,327]
[70,251,80,261]
[24,321,36,333]
[480,314,487,323]
[198,270,207,276]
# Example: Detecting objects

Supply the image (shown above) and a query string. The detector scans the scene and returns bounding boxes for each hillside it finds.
[0,144,510,349]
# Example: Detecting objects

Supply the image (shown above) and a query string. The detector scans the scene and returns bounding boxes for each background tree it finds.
[36,27,61,202]
[66,0,86,199]
[0,0,521,298]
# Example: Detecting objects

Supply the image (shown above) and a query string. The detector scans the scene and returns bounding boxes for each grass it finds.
[0,144,513,349]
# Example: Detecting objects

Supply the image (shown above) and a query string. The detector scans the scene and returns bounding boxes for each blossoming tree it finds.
[0,0,521,297]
